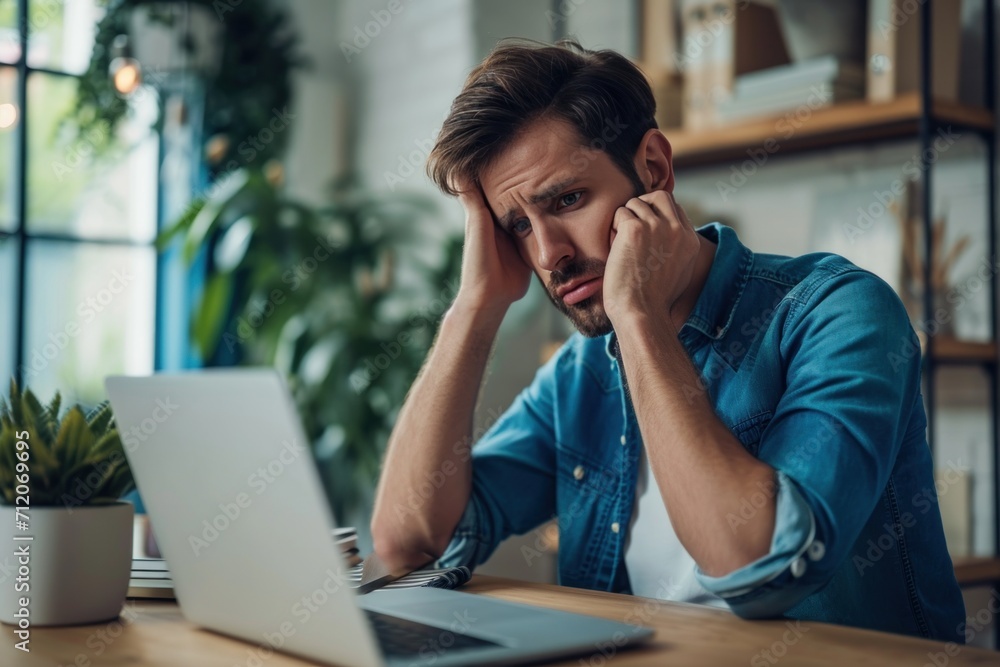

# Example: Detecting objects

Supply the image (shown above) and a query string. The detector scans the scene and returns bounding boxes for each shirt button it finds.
[620,435,626,446]
[791,556,807,578]
[573,465,585,481]
[716,325,724,337]
[807,540,826,561]
[611,522,620,534]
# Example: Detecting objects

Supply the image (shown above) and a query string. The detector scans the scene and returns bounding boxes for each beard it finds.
[540,258,614,338]
[542,180,646,338]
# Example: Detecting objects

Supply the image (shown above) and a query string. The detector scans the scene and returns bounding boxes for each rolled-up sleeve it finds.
[697,269,921,618]
[434,343,564,569]
[695,471,821,615]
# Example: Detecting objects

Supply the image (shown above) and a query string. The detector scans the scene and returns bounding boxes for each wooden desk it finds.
[2,575,997,666]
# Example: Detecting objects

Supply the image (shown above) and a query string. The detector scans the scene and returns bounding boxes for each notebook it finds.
[127,527,472,599]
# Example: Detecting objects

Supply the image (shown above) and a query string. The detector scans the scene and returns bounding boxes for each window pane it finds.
[23,241,155,407]
[0,235,17,386]
[27,0,102,75]
[26,72,157,241]
[0,1,18,64]
[0,66,17,230]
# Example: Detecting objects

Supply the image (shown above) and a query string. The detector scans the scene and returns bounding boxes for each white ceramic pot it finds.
[0,501,134,626]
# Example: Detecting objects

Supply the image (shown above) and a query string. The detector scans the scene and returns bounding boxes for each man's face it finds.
[480,116,644,338]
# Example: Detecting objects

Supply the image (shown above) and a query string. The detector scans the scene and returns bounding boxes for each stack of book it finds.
[715,56,865,124]
[129,527,360,599]
[127,527,471,599]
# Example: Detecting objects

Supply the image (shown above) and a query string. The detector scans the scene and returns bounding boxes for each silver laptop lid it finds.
[106,369,384,667]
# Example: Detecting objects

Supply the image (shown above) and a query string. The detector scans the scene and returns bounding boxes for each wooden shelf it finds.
[664,93,996,168]
[925,336,998,364]
[953,556,1000,587]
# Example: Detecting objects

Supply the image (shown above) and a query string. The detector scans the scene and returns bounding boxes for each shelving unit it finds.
[653,1,998,593]
[664,92,995,167]
[932,337,999,364]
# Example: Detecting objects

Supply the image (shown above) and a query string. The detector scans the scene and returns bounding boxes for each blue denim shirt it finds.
[437,223,965,642]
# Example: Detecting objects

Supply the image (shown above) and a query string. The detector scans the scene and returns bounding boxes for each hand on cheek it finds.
[603,191,700,327]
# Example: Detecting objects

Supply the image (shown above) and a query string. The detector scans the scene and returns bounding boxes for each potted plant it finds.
[0,381,135,627]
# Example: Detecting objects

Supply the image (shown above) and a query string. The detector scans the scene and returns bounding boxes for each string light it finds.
[0,103,17,129]
[108,34,142,95]
[110,57,142,95]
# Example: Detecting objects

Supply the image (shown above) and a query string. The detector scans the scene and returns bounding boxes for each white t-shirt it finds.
[623,448,729,609]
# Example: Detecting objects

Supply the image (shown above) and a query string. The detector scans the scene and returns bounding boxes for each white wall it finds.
[283,0,351,205]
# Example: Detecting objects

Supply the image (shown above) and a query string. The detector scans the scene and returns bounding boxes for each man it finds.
[370,39,965,642]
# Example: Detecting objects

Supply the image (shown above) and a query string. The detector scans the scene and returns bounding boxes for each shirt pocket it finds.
[731,410,773,457]
[556,445,621,500]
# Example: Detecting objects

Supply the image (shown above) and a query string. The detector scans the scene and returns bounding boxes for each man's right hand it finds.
[451,180,532,318]
[372,180,528,572]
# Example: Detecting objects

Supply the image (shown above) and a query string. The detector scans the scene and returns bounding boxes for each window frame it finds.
[1,0,163,396]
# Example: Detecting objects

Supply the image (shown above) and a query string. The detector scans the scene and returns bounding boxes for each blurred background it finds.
[0,0,998,647]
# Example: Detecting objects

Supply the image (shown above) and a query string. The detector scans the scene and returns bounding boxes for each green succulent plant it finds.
[0,381,134,508]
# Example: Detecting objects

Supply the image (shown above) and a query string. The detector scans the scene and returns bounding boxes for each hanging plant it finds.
[68,0,303,170]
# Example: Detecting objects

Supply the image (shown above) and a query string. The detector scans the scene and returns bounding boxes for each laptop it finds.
[105,369,653,667]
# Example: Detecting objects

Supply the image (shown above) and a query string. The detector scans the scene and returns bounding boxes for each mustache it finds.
[549,258,606,293]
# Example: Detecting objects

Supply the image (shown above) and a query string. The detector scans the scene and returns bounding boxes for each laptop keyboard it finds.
[364,610,500,658]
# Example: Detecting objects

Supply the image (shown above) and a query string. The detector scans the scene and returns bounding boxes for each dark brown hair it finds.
[427,38,657,196]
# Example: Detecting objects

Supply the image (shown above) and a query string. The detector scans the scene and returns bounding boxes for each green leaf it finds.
[192,272,234,357]
[86,402,114,435]
[45,392,62,427]
[57,408,97,473]
[183,169,252,264]
[156,198,207,252]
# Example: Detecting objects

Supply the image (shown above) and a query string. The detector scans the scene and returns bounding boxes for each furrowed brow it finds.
[496,177,580,232]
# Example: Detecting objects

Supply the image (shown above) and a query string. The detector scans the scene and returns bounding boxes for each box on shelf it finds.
[866,0,962,103]
[677,0,790,130]
[716,56,866,123]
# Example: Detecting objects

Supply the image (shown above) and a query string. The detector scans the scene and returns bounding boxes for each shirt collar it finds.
[605,222,753,361]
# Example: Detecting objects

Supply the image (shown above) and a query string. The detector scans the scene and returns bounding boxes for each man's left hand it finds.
[603,190,700,326]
